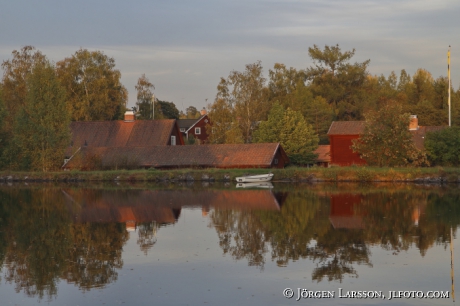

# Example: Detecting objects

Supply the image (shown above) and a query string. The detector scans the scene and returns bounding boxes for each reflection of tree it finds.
[210,187,460,283]
[212,209,268,268]
[137,222,159,255]
[62,222,128,290]
[0,187,129,300]
[2,189,71,300]
[308,230,371,282]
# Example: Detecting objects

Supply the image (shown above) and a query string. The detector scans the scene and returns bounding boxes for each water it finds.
[0,182,458,305]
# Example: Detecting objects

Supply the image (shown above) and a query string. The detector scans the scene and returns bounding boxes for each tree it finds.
[253,103,319,165]
[252,102,285,143]
[206,98,243,144]
[351,103,428,167]
[213,61,270,143]
[56,49,128,121]
[280,108,319,165]
[13,61,71,171]
[1,46,47,134]
[134,74,155,120]
[185,106,200,119]
[425,127,460,166]
[268,63,305,104]
[306,44,370,120]
[157,100,180,119]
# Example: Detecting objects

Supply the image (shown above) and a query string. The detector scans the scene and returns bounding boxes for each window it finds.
[180,128,185,132]
[195,127,201,135]
[274,158,279,165]
[171,136,176,145]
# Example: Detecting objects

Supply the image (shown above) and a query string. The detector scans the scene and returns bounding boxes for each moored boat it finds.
[235,173,273,183]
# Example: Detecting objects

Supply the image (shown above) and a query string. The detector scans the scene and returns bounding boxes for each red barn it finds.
[327,121,366,166]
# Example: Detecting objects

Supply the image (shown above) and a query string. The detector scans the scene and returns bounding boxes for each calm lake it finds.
[0,182,458,306]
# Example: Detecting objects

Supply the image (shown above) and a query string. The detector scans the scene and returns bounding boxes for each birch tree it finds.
[56,49,127,121]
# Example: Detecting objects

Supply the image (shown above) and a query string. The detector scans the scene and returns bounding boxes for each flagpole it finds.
[448,46,451,127]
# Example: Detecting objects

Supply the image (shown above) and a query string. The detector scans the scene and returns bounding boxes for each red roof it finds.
[327,121,365,135]
[314,145,331,163]
[69,120,180,148]
[64,143,289,169]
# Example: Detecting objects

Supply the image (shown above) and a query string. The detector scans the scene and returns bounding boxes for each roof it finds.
[314,145,331,163]
[411,126,446,150]
[327,121,365,135]
[177,115,209,133]
[68,120,181,155]
[177,118,199,129]
[64,143,289,169]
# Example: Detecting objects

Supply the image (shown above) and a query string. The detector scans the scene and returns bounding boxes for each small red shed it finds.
[327,121,366,166]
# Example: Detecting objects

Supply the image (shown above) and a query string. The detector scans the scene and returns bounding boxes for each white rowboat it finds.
[235,173,273,183]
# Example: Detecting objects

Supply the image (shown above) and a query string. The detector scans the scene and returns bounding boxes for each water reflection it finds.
[0,184,458,301]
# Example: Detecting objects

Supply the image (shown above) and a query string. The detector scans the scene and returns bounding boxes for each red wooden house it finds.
[327,116,445,166]
[177,109,211,144]
[327,121,366,166]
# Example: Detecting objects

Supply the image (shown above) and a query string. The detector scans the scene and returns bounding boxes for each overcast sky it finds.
[1,0,458,112]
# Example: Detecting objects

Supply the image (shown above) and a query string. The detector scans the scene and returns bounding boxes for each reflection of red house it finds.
[63,189,284,226]
[329,194,364,229]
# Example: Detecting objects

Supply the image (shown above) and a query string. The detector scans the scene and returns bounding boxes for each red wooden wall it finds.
[329,135,366,166]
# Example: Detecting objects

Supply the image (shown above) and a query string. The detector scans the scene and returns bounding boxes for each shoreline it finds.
[0,167,459,184]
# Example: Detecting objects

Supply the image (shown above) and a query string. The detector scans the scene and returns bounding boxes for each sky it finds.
[1,0,459,112]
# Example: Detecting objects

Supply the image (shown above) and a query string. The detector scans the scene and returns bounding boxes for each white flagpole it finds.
[448,46,451,127]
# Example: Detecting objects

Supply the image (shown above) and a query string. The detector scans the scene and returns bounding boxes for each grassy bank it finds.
[1,166,460,183]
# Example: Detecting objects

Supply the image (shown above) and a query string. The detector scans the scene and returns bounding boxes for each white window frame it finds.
[171,135,176,146]
[195,127,201,135]
[180,128,185,132]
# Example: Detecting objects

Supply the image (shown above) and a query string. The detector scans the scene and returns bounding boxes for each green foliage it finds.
[134,74,155,120]
[211,61,270,143]
[1,46,47,135]
[157,100,180,119]
[56,49,128,121]
[352,103,428,167]
[425,127,460,166]
[252,102,284,143]
[13,61,71,171]
[306,44,370,120]
[253,103,319,165]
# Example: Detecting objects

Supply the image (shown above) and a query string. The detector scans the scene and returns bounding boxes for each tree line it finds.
[1,44,458,171]
[0,46,191,171]
[206,44,460,166]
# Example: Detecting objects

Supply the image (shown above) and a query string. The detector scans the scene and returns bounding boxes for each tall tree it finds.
[306,44,370,120]
[13,61,71,171]
[206,98,243,144]
[56,49,127,121]
[1,46,47,134]
[214,61,270,143]
[253,103,318,164]
[351,103,428,167]
[134,74,155,120]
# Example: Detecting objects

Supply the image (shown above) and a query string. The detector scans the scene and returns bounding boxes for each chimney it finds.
[124,110,135,122]
[409,115,418,130]
[200,108,207,116]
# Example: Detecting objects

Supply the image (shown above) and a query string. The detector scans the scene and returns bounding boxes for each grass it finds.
[0,166,459,183]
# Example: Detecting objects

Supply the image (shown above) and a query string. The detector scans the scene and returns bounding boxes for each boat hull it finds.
[235,173,273,183]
